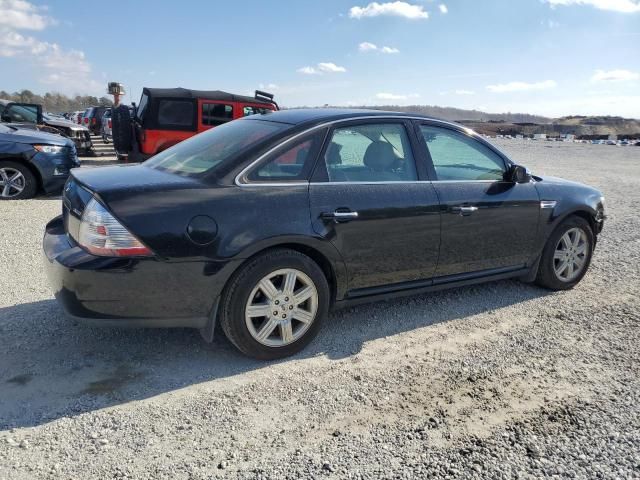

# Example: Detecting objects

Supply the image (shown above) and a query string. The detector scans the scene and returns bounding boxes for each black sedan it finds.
[0,123,79,199]
[43,109,605,359]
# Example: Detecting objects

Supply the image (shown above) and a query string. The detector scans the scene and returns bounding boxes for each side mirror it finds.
[508,164,532,183]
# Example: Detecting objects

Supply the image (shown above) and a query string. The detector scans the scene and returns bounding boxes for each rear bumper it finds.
[42,215,226,328]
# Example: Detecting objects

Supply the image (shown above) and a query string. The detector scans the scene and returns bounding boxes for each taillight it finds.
[78,197,153,257]
[92,118,96,125]
[108,119,112,128]
[84,117,88,124]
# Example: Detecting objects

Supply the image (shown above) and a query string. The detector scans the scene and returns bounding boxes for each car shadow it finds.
[0,279,551,430]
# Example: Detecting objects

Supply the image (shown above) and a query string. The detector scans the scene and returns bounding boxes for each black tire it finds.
[535,215,594,290]
[0,160,38,200]
[219,249,330,360]
[112,105,133,154]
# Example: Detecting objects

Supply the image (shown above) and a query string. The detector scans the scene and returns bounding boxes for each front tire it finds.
[0,161,38,200]
[219,249,330,360]
[536,216,594,290]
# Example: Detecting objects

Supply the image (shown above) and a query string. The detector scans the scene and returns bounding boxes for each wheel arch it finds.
[0,155,43,193]
[227,237,348,306]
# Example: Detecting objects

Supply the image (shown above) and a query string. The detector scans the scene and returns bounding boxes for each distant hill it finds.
[317,105,639,138]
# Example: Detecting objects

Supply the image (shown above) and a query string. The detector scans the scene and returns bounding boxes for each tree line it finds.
[0,90,113,113]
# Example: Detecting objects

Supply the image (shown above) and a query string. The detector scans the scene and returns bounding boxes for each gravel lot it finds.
[1,137,639,479]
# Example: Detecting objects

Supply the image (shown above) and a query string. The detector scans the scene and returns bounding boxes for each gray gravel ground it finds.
[1,138,639,479]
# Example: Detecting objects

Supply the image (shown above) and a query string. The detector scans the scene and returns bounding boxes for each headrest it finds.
[363,141,396,171]
[326,142,342,165]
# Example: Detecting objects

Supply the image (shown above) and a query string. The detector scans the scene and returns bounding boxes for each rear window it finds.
[144,119,286,176]
[158,99,194,127]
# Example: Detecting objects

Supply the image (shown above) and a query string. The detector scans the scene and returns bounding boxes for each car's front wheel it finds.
[536,216,594,290]
[219,249,329,360]
[0,161,37,200]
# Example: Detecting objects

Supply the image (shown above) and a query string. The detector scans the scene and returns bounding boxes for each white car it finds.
[101,109,112,143]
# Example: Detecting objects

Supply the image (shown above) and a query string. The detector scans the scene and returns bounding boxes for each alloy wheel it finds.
[553,227,589,282]
[245,268,319,347]
[0,168,26,198]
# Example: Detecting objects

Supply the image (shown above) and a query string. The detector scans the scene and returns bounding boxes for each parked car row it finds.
[0,99,93,154]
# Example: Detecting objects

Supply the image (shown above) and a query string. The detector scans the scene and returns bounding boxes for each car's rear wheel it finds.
[219,249,329,360]
[0,161,37,200]
[536,216,594,290]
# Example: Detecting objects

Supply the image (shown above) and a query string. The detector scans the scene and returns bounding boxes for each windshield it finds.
[144,119,286,176]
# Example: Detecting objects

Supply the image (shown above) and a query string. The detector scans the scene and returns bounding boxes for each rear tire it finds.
[112,105,133,155]
[535,216,594,290]
[0,161,38,200]
[219,249,329,360]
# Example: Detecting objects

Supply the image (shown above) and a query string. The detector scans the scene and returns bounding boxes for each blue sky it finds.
[1,0,639,117]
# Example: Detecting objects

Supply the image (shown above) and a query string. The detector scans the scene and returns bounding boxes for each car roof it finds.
[244,108,459,128]
[143,87,274,106]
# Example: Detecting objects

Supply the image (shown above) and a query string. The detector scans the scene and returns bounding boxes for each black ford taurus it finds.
[43,109,605,359]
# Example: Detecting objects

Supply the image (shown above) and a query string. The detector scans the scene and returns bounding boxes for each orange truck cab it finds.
[114,88,278,162]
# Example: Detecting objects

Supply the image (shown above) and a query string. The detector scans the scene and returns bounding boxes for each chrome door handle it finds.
[451,205,478,216]
[321,210,359,222]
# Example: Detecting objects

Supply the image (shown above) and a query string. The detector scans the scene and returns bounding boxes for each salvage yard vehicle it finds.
[43,109,605,359]
[0,99,93,154]
[112,88,278,162]
[0,123,79,199]
[101,108,112,143]
[81,106,107,135]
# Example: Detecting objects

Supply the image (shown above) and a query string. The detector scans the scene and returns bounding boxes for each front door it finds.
[309,120,441,294]
[417,123,540,277]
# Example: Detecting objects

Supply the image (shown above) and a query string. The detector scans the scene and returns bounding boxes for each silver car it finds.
[101,109,112,143]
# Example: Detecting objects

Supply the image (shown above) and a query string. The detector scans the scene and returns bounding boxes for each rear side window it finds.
[202,103,233,126]
[137,93,149,120]
[158,99,194,127]
[321,123,417,183]
[247,130,325,182]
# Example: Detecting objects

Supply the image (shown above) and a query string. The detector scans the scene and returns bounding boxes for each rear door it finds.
[416,122,540,277]
[309,119,441,294]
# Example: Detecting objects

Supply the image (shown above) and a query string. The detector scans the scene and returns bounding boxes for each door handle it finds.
[321,210,359,222]
[450,205,478,216]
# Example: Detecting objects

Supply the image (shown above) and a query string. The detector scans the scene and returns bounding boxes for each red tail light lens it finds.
[108,119,112,128]
[92,118,96,125]
[78,198,153,257]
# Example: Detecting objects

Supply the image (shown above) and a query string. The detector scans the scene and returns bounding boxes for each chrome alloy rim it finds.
[0,168,26,198]
[553,227,589,282]
[245,268,318,347]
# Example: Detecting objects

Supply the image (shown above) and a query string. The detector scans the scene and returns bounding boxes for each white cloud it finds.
[486,80,558,93]
[349,1,429,19]
[375,92,420,100]
[455,89,475,95]
[318,62,347,73]
[591,69,640,82]
[0,0,54,30]
[297,66,319,75]
[0,0,101,94]
[298,62,347,74]
[358,42,400,53]
[258,83,279,90]
[544,0,640,13]
[359,41,378,52]
[439,4,448,14]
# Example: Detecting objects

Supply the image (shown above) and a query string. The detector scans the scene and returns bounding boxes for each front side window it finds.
[145,119,286,176]
[137,93,149,121]
[322,123,417,183]
[247,130,325,182]
[420,125,506,181]
[202,102,233,126]
[157,99,194,127]
[5,104,39,123]
[243,106,271,117]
